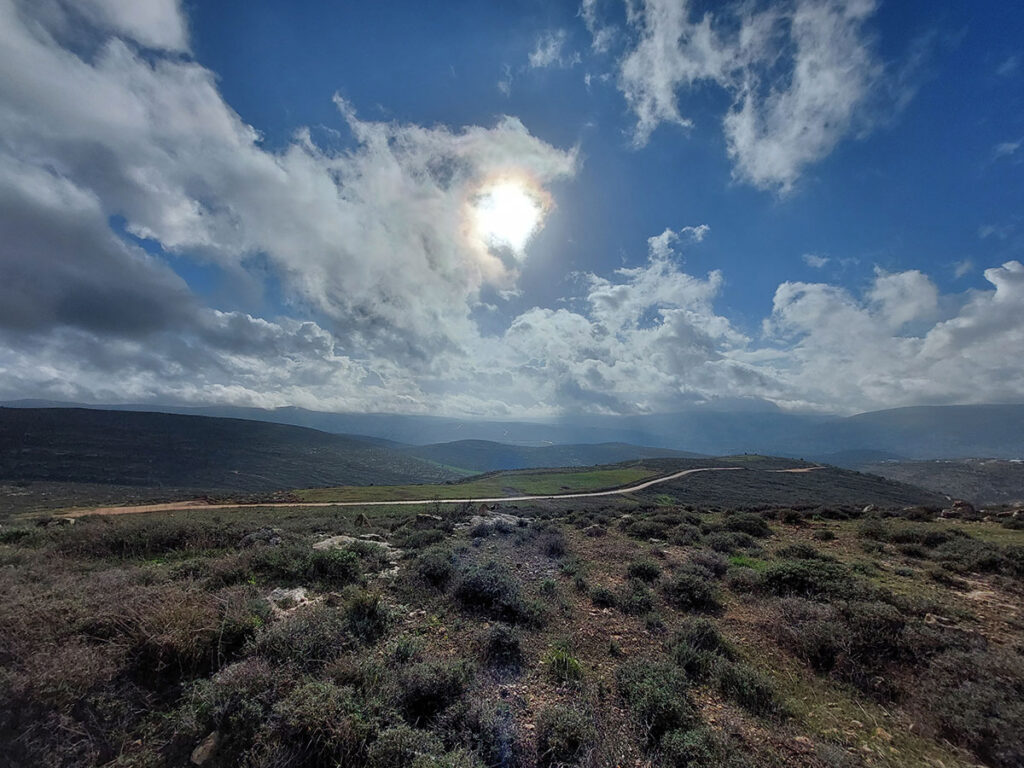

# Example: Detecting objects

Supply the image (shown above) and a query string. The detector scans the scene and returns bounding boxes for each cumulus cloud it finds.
[611,0,885,192]
[994,138,1022,161]
[3,0,1024,418]
[802,253,830,268]
[580,0,616,53]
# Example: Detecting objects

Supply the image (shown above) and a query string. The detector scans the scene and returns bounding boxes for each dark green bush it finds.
[482,624,522,669]
[668,524,702,546]
[703,531,757,554]
[543,643,583,684]
[272,679,372,764]
[626,520,672,540]
[932,538,1008,575]
[628,558,662,582]
[660,728,716,767]
[724,567,761,593]
[453,562,542,626]
[619,578,655,615]
[915,648,1024,768]
[759,559,857,599]
[399,659,472,724]
[367,725,443,768]
[723,513,772,538]
[590,585,616,608]
[812,529,836,541]
[775,543,835,561]
[616,660,696,744]
[687,551,728,578]
[539,529,568,558]
[249,605,351,669]
[536,705,596,767]
[416,545,456,588]
[344,590,391,645]
[662,572,720,612]
[714,660,785,718]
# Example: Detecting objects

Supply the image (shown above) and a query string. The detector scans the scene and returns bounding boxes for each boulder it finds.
[190,731,220,766]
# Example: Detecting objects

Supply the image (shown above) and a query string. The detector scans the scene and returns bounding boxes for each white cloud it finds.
[580,0,616,53]
[802,253,830,268]
[997,54,1019,77]
[994,138,1022,160]
[4,0,1024,418]
[613,0,885,192]
[529,29,580,69]
[953,259,973,278]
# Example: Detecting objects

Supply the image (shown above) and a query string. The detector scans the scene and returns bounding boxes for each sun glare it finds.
[471,181,544,252]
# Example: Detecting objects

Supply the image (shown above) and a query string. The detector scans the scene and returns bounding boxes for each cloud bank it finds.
[1,0,1023,418]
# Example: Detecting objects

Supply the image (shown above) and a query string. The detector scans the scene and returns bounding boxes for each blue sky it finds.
[0,0,1022,416]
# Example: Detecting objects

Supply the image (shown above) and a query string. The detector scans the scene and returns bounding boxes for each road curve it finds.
[66,465,823,518]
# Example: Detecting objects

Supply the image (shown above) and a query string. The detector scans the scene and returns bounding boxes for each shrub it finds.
[662,572,720,612]
[482,624,522,669]
[626,520,672,540]
[660,728,716,767]
[669,618,732,682]
[188,658,292,745]
[932,538,1008,575]
[724,567,761,593]
[590,586,616,608]
[759,560,857,599]
[448,700,523,768]
[543,644,583,684]
[813,529,836,541]
[723,513,772,538]
[249,605,351,669]
[687,551,728,578]
[416,546,456,588]
[272,679,371,763]
[536,705,596,767]
[400,659,472,724]
[344,590,391,645]
[368,725,444,768]
[714,660,785,718]
[616,660,696,744]
[779,509,805,525]
[453,562,541,626]
[619,578,655,616]
[775,543,835,561]
[914,648,1024,768]
[539,530,568,558]
[628,558,662,582]
[703,531,757,554]
[669,524,702,546]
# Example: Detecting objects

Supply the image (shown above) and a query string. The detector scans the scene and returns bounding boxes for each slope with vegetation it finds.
[3,464,1018,768]
[0,408,462,499]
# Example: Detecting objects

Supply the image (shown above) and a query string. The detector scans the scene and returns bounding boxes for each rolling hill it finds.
[401,439,703,472]
[0,407,462,492]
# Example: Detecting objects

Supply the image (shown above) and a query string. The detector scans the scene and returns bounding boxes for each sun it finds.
[471,180,544,253]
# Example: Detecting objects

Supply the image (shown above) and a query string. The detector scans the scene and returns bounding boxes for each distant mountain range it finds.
[5,399,1024,460]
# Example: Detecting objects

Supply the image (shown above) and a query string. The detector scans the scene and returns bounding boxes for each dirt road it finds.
[65,465,822,518]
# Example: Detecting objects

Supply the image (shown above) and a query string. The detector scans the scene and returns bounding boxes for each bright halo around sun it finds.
[471,179,546,253]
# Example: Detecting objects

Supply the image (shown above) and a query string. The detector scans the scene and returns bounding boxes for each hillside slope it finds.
[863,459,1024,505]
[0,408,462,492]
[401,439,703,472]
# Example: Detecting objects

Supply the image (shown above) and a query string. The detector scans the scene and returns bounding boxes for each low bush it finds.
[724,566,761,593]
[775,543,835,561]
[626,520,672,540]
[343,590,391,645]
[687,551,728,578]
[714,660,785,718]
[914,648,1024,768]
[482,624,522,669]
[536,705,596,767]
[399,659,472,724]
[272,679,372,764]
[662,572,721,613]
[539,529,568,558]
[758,559,858,599]
[248,605,351,669]
[660,728,716,767]
[591,586,617,608]
[812,529,836,541]
[616,660,697,744]
[416,545,456,588]
[543,643,583,684]
[619,578,655,616]
[723,513,772,538]
[668,524,702,546]
[703,531,757,554]
[367,725,443,768]
[453,562,543,626]
[628,558,662,582]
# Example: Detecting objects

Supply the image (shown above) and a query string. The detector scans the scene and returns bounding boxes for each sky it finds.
[0,0,1022,419]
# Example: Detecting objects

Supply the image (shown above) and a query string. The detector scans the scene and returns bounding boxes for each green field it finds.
[295,465,661,502]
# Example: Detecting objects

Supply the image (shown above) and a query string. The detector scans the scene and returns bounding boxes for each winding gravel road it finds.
[63,465,823,517]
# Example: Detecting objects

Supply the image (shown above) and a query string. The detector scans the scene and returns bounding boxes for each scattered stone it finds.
[190,731,220,765]
[460,512,525,531]
[862,504,876,514]
[415,513,443,526]
[267,587,313,616]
